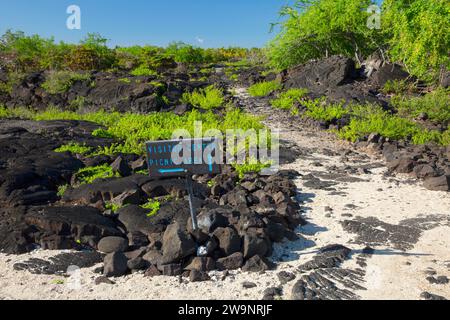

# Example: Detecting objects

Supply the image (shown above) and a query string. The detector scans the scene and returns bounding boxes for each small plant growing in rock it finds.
[74,164,120,186]
[141,199,160,217]
[56,184,69,197]
[54,142,92,155]
[248,80,282,97]
[104,202,123,213]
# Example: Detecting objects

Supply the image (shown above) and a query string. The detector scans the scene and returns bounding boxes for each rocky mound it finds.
[0,69,230,114]
[278,55,410,105]
[0,119,305,279]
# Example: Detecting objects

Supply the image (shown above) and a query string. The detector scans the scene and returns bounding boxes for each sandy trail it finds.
[0,88,449,300]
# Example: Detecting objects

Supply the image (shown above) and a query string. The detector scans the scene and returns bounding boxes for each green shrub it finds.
[68,96,87,111]
[130,65,158,77]
[232,161,271,179]
[181,85,224,109]
[54,142,92,155]
[165,42,205,64]
[66,34,116,71]
[303,98,348,122]
[41,71,91,94]
[390,88,450,123]
[383,0,449,82]
[74,164,120,186]
[381,80,416,95]
[271,88,308,111]
[337,105,447,145]
[268,0,382,70]
[0,71,26,94]
[105,202,124,213]
[248,81,282,97]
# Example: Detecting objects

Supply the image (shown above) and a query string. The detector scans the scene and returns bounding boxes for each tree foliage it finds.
[268,0,382,70]
[267,0,449,82]
[382,0,450,82]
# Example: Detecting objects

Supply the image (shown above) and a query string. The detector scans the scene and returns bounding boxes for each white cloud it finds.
[195,36,204,44]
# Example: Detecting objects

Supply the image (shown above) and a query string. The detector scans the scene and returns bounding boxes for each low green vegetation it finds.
[118,77,132,84]
[271,88,308,113]
[181,85,224,110]
[336,104,449,146]
[390,88,450,123]
[141,199,161,217]
[130,65,158,77]
[68,96,87,111]
[0,105,266,155]
[303,98,348,122]
[74,164,120,185]
[54,142,92,155]
[232,161,271,179]
[271,91,449,147]
[381,80,416,95]
[41,71,91,94]
[105,202,124,213]
[248,81,282,97]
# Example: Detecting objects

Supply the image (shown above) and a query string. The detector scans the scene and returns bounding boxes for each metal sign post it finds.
[145,137,222,231]
[185,173,199,230]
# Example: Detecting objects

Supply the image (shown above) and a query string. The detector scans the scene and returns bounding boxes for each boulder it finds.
[212,227,241,256]
[423,175,450,192]
[196,209,229,233]
[144,264,162,277]
[97,236,128,253]
[161,222,196,264]
[117,205,159,236]
[242,255,272,273]
[111,156,132,177]
[161,263,182,276]
[127,257,148,271]
[277,271,296,284]
[243,234,270,259]
[142,250,164,266]
[189,270,210,282]
[216,252,244,270]
[103,252,128,277]
[184,257,216,272]
[284,55,356,89]
[24,206,121,243]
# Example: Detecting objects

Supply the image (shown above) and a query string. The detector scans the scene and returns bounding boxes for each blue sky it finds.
[0,0,295,48]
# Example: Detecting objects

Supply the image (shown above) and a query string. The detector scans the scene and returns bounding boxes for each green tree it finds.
[382,0,450,82]
[268,0,383,70]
